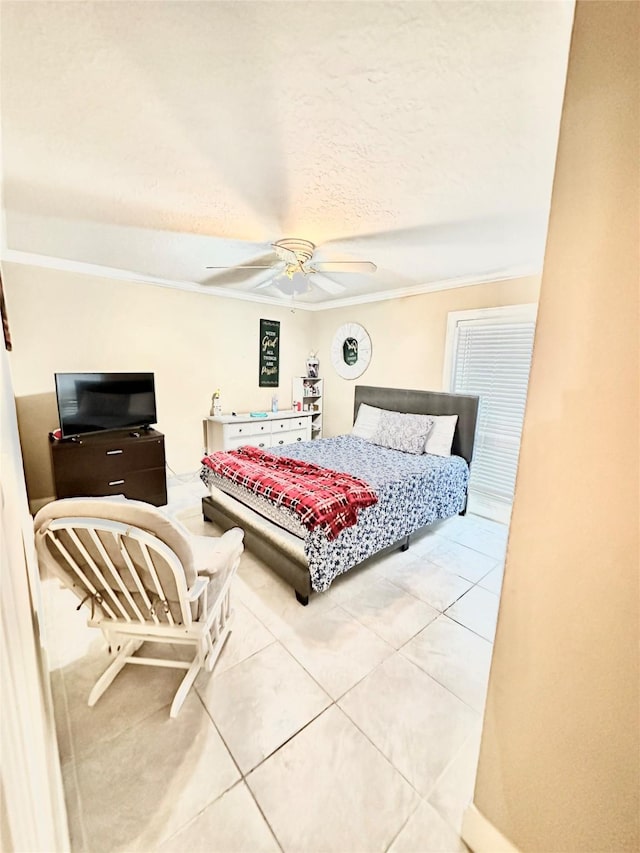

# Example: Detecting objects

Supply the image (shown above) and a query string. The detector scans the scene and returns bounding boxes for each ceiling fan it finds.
[205,238,377,295]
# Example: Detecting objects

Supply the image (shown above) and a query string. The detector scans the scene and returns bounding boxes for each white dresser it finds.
[203,411,313,453]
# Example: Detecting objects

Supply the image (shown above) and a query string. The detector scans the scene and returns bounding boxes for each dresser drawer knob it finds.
[258,443,265,448]
[108,479,125,486]
[278,440,284,445]
[106,449,123,456]
[296,437,302,441]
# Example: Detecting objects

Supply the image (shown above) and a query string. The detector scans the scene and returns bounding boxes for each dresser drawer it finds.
[52,436,165,479]
[225,435,271,452]
[272,418,310,432]
[272,429,308,448]
[55,466,167,505]
[225,421,271,440]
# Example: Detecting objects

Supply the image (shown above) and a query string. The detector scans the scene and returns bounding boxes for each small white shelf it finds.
[292,377,324,439]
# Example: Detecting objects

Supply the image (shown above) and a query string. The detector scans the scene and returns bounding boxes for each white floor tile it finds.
[158,782,279,853]
[341,577,439,649]
[401,615,493,712]
[445,526,508,561]
[446,586,500,642]
[208,599,275,677]
[164,476,208,517]
[389,801,467,853]
[277,605,394,700]
[405,526,447,557]
[198,643,330,774]
[478,565,504,596]
[467,514,509,536]
[322,558,388,605]
[247,705,419,853]
[427,725,482,833]
[238,568,336,640]
[339,654,477,796]
[382,557,474,612]
[73,693,240,852]
[56,646,192,764]
[423,539,498,583]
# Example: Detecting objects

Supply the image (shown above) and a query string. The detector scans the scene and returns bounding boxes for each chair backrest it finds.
[34,497,199,625]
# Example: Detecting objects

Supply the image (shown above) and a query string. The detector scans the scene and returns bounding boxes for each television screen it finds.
[55,372,157,438]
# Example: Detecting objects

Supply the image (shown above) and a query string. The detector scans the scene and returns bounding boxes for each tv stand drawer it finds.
[50,429,167,507]
[54,467,167,505]
[53,437,164,479]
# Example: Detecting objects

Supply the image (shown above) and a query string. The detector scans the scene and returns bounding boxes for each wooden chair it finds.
[34,496,244,718]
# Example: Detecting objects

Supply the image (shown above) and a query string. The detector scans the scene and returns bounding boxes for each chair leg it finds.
[88,638,139,707]
[170,653,204,719]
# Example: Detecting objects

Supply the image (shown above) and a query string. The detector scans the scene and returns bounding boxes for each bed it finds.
[201,386,479,605]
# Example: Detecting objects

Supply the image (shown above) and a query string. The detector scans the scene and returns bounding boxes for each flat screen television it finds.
[55,372,157,438]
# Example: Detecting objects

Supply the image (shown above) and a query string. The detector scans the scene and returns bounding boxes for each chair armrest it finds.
[186,576,209,602]
[192,527,244,576]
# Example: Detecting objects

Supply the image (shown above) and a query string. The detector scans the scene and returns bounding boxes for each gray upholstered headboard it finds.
[353,385,479,467]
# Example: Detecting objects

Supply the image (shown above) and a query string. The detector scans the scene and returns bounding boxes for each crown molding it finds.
[305,266,540,311]
[0,249,539,311]
[0,249,293,308]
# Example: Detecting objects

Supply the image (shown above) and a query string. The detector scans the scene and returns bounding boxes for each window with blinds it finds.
[448,306,536,519]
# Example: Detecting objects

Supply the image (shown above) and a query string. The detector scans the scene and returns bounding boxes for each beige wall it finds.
[471,3,639,851]
[313,276,540,437]
[3,263,313,501]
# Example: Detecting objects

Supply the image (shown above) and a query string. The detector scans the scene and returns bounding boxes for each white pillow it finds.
[351,403,382,440]
[424,414,458,457]
[371,410,434,455]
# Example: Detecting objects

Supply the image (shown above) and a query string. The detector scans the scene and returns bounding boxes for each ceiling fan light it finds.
[275,270,310,295]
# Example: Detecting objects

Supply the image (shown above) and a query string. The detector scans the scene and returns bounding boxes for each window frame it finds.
[443,303,538,522]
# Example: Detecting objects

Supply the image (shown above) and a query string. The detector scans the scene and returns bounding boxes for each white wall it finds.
[468,2,639,851]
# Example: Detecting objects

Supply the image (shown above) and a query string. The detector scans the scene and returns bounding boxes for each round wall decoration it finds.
[330,323,372,379]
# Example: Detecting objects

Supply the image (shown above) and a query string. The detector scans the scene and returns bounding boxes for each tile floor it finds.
[41,474,508,853]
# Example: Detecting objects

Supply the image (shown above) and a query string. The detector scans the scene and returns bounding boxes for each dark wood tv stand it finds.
[50,428,167,506]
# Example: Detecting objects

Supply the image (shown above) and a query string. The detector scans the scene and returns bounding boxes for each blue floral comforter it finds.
[203,435,469,592]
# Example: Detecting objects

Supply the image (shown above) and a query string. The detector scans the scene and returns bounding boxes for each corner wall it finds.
[469,2,639,850]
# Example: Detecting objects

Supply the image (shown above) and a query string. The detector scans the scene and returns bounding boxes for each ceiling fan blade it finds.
[307,272,346,295]
[254,274,280,290]
[201,259,284,289]
[205,250,279,272]
[308,261,377,274]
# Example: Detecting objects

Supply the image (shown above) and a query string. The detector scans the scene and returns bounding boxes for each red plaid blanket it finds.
[201,446,378,540]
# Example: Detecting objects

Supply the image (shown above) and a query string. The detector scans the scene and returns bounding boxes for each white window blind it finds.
[451,316,536,509]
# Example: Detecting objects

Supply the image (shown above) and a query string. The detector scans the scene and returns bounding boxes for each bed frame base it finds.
[202,496,313,603]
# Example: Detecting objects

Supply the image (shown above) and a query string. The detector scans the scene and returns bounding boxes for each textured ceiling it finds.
[0,1,573,304]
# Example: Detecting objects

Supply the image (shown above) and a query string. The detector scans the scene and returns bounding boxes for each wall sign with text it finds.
[259,319,280,387]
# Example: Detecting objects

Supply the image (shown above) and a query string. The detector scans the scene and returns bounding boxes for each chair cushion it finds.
[190,527,245,576]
